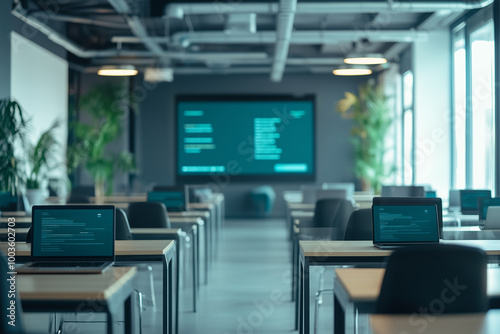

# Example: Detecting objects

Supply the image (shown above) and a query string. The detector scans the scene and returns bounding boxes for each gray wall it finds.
[0,1,11,98]
[135,73,367,217]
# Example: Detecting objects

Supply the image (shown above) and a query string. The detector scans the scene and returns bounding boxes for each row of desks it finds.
[1,240,176,334]
[0,193,225,334]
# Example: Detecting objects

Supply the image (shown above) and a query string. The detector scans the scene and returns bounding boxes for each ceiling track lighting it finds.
[332,65,372,76]
[97,65,138,76]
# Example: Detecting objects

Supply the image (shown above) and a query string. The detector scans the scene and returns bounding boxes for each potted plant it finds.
[336,79,393,194]
[0,99,28,210]
[67,82,136,198]
[24,120,60,205]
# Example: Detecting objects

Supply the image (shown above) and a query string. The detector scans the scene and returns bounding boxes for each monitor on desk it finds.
[478,197,500,220]
[460,190,491,215]
[148,187,187,212]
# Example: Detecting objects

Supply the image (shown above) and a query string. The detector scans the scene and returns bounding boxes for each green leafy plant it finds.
[67,83,136,197]
[336,79,394,193]
[0,99,28,194]
[25,120,61,189]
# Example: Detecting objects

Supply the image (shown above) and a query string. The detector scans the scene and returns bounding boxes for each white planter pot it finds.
[25,188,48,206]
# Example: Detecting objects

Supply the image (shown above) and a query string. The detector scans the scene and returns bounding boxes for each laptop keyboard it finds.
[30,262,106,268]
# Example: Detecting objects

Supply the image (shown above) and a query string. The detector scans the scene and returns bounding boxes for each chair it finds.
[376,244,488,314]
[303,198,354,240]
[381,185,425,197]
[67,193,90,204]
[343,208,373,240]
[1,252,24,333]
[116,208,133,240]
[127,202,171,228]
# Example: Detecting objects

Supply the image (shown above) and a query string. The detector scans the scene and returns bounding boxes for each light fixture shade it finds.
[332,65,372,76]
[98,65,138,76]
[344,53,387,65]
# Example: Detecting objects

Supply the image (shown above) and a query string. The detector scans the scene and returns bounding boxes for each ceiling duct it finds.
[165,0,494,18]
[225,13,257,34]
[271,0,297,82]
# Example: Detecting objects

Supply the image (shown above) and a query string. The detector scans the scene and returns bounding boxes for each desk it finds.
[18,267,137,334]
[297,240,500,334]
[369,310,500,334]
[1,240,177,334]
[170,213,209,284]
[188,203,217,261]
[132,226,198,312]
[334,267,500,334]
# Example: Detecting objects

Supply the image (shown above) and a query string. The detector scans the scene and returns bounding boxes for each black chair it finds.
[343,208,373,240]
[127,202,171,228]
[116,208,133,240]
[376,244,488,314]
[381,185,425,197]
[67,193,90,204]
[1,252,24,333]
[305,198,354,240]
[373,197,443,238]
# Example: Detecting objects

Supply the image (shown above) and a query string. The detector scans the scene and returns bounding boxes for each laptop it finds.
[373,197,443,239]
[480,206,500,230]
[17,205,115,274]
[459,189,491,215]
[478,197,500,221]
[148,187,187,212]
[372,204,440,249]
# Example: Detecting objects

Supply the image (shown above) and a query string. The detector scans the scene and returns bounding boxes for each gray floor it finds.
[24,218,334,333]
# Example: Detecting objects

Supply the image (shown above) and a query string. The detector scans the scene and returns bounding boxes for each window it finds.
[402,70,414,185]
[451,8,495,193]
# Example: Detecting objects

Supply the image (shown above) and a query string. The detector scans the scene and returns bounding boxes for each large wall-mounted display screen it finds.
[176,95,315,182]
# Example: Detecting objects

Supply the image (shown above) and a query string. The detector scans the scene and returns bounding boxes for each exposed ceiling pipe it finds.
[46,14,129,29]
[165,30,428,45]
[12,9,268,61]
[271,0,297,82]
[106,0,164,56]
[165,0,494,18]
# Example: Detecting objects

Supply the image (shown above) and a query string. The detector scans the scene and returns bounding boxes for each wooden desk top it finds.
[18,267,136,301]
[300,240,500,257]
[0,211,27,217]
[169,211,210,219]
[291,211,314,218]
[0,240,175,257]
[90,195,146,203]
[188,203,214,210]
[335,267,500,302]
[131,228,181,235]
[0,216,31,223]
[288,203,315,211]
[370,311,500,334]
[169,216,204,224]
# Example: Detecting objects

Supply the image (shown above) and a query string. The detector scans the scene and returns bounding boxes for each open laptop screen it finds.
[460,190,491,214]
[31,205,115,260]
[372,205,439,244]
[478,197,500,220]
[148,190,186,212]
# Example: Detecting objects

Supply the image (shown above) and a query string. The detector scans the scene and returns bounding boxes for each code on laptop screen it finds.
[32,208,114,257]
[373,205,439,243]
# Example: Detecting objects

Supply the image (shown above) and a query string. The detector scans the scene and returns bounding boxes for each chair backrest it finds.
[67,193,91,204]
[306,198,354,239]
[376,244,488,314]
[1,252,24,333]
[127,202,171,228]
[316,189,347,201]
[344,209,372,240]
[372,197,444,239]
[381,185,425,197]
[449,189,460,208]
[116,208,133,240]
[70,186,95,197]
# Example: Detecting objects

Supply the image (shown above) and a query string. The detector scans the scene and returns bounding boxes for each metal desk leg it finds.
[106,310,115,334]
[334,293,345,334]
[124,292,135,334]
